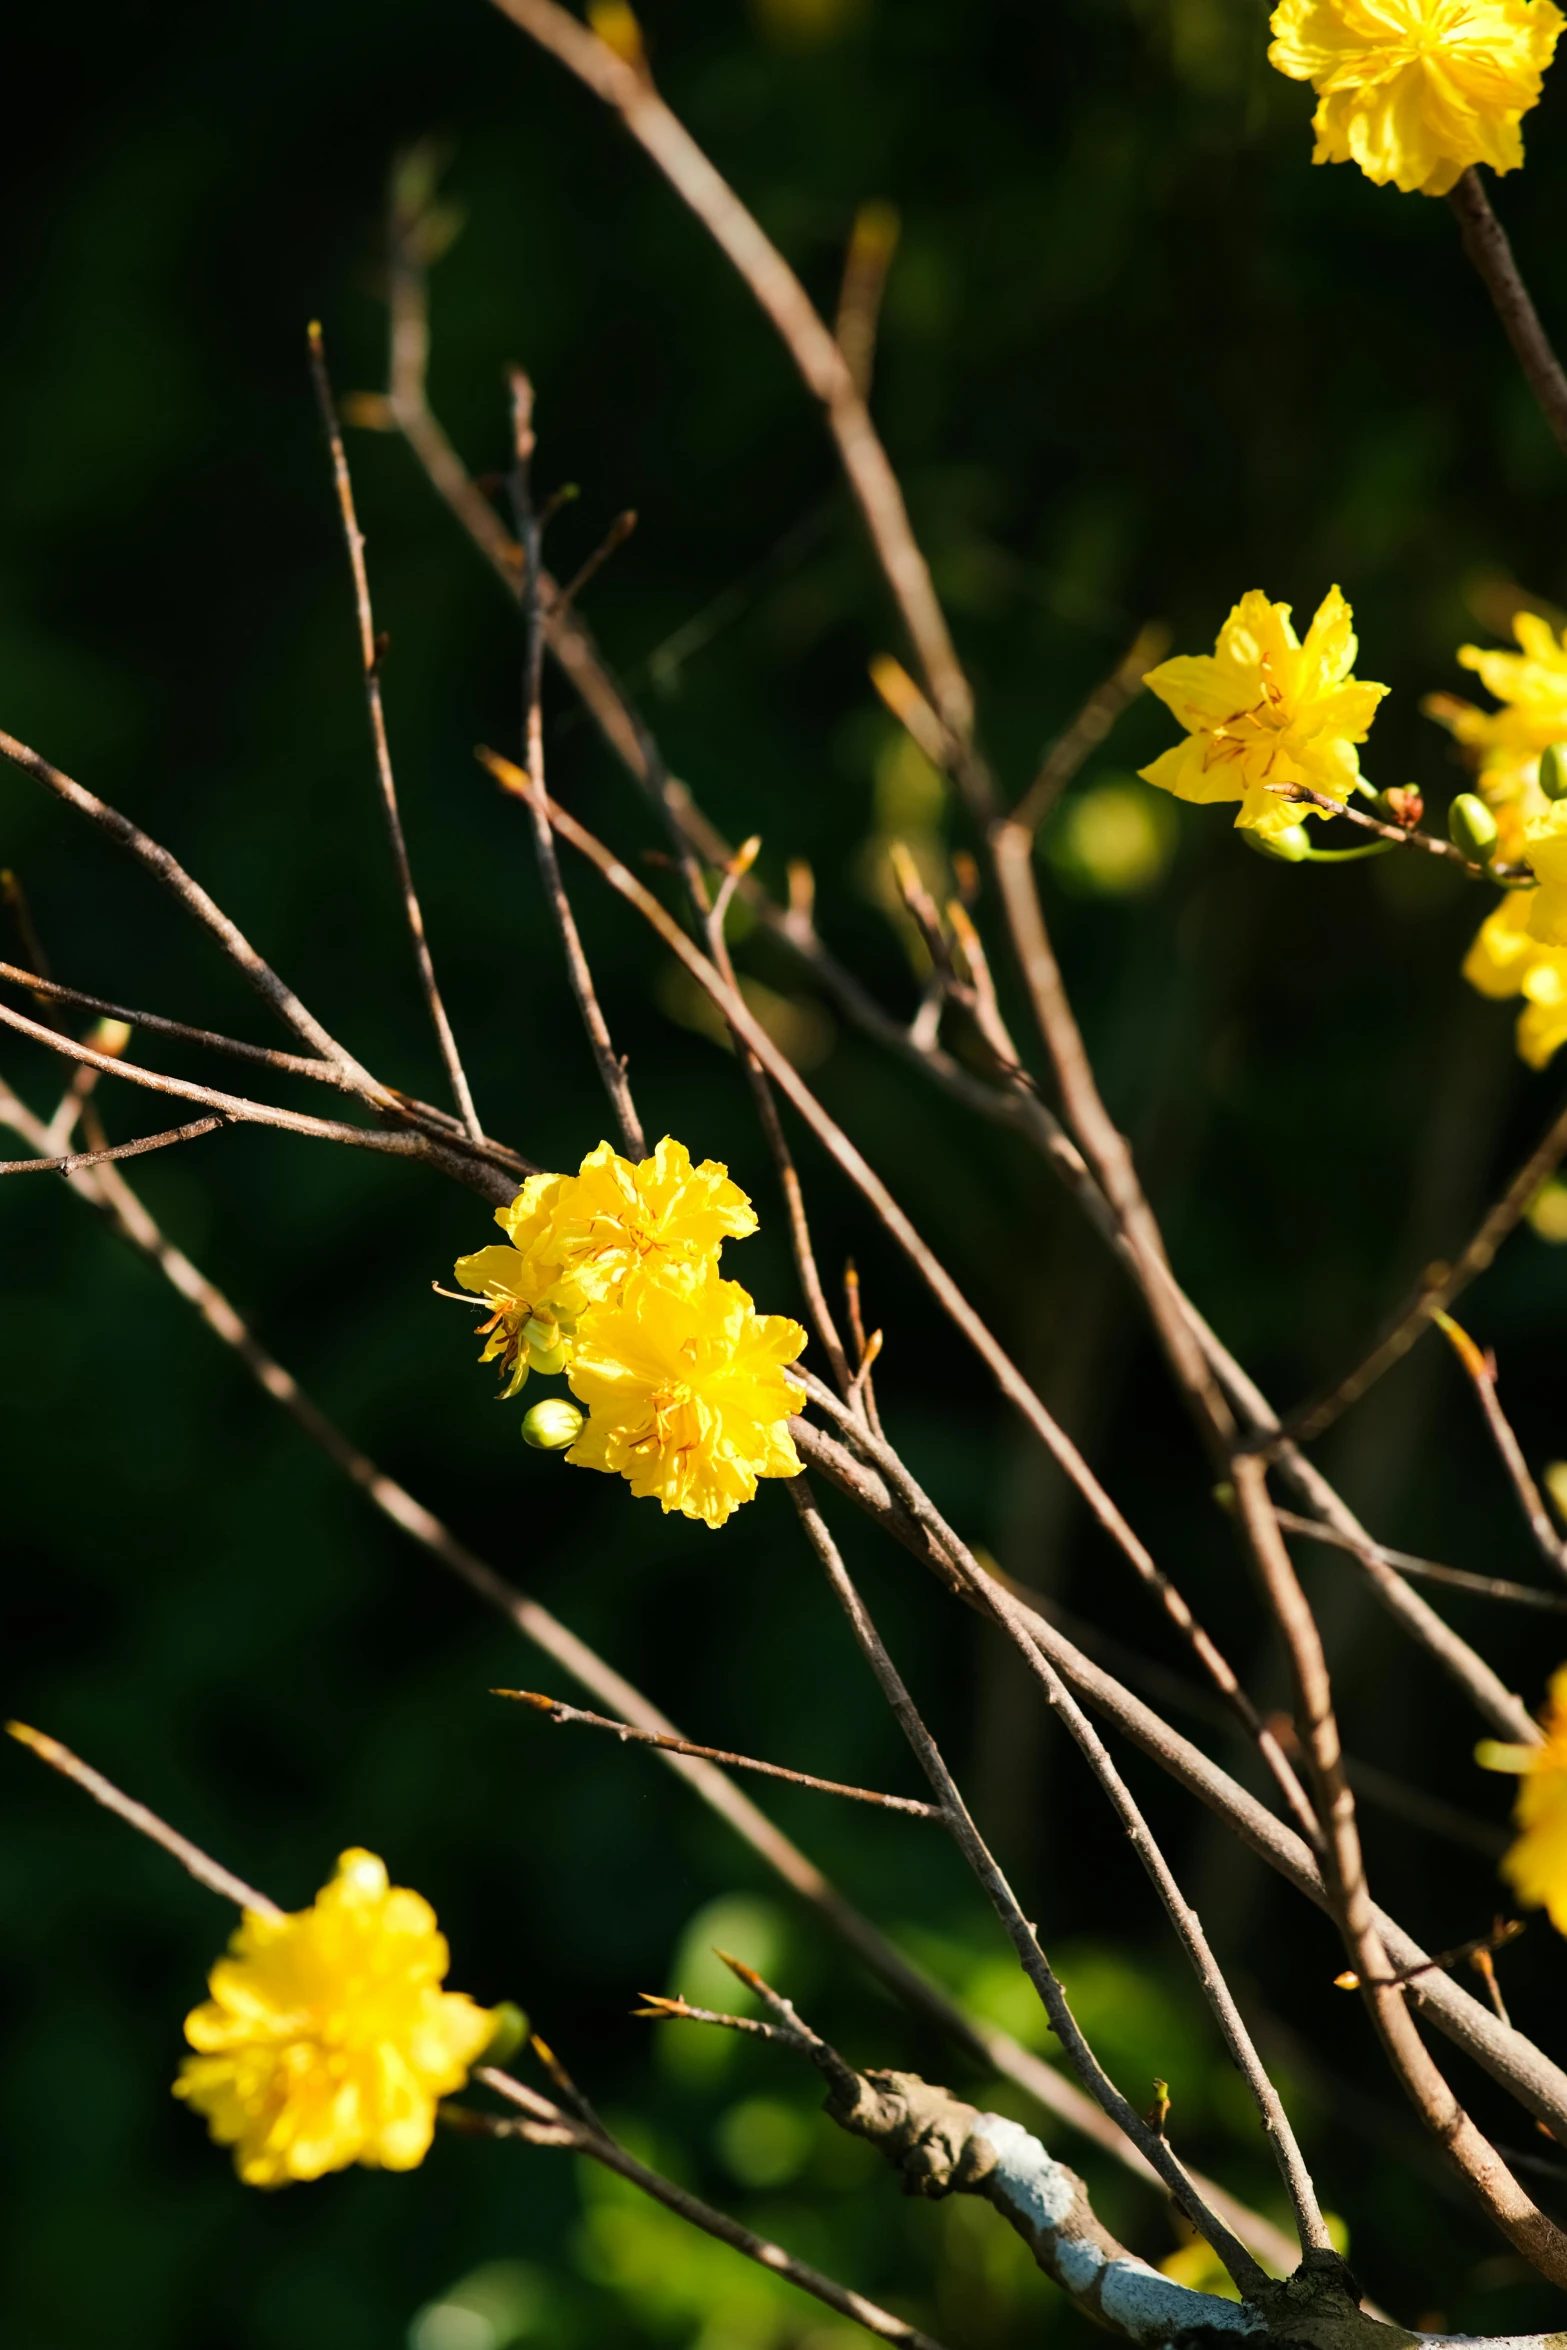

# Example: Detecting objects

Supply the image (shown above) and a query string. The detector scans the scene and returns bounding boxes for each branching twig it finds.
[0,1113,225,1178]
[1435,1315,1567,1580]
[308,321,484,1142]
[494,1687,941,1816]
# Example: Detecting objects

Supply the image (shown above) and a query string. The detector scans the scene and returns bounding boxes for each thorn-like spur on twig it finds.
[1436,1314,1567,1581]
[1334,1919,1524,1994]
[711,1951,865,2108]
[493,1687,942,1817]
[555,508,638,615]
[632,1991,813,2052]
[528,2030,606,2136]
[5,1720,281,1918]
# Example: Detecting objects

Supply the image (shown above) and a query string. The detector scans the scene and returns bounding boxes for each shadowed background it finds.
[5,1,1567,2344]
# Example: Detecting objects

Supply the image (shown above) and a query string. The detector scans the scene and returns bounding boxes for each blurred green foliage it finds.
[5,0,1567,2344]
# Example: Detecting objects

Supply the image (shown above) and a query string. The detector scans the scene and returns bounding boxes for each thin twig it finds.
[554,508,637,615]
[493,1687,942,1816]
[1009,623,1170,837]
[6,1721,280,1918]
[842,1261,886,1441]
[508,370,645,1159]
[1449,168,1567,461]
[1284,1087,1567,1448]
[1230,1457,1567,2286]
[307,322,483,1142]
[1435,1315,1567,1580]
[1269,1507,1567,1613]
[0,727,384,1090]
[0,994,510,1197]
[789,1478,1273,2295]
[834,200,899,401]
[486,0,995,819]
[0,1113,225,1177]
[1268,779,1526,876]
[475,2067,952,2350]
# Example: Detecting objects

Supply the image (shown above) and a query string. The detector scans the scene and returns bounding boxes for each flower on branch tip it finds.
[563,1266,806,1529]
[1478,1669,1567,1932]
[174,1849,495,2188]
[1268,0,1564,196]
[1139,588,1387,840]
[1426,612,1567,860]
[1462,890,1567,1066]
[455,1136,756,1396]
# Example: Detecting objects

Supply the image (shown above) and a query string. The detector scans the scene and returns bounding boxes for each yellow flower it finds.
[174,1850,495,2188]
[1427,612,1567,857]
[1268,0,1564,196]
[1478,1668,1567,1931]
[564,1267,806,1528]
[1140,588,1388,839]
[1462,889,1567,1065]
[1524,801,1567,945]
[456,1137,756,1396]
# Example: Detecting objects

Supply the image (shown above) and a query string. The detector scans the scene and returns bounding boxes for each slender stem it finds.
[0,726,384,1090]
[1009,623,1169,837]
[507,371,645,1160]
[475,2070,951,2350]
[1436,1316,1567,1581]
[1231,1458,1567,2286]
[1270,780,1509,874]
[494,1688,941,1816]
[0,1113,225,1177]
[307,323,483,1142]
[7,1721,280,1918]
[1270,1507,1567,1613]
[790,1479,1271,2295]
[1449,167,1567,461]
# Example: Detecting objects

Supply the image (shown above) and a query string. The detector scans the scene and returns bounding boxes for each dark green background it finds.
[6,1,1567,2343]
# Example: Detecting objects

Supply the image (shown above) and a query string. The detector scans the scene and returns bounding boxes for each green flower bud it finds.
[1241,824,1312,864]
[1540,744,1567,803]
[481,2001,530,2066]
[521,1397,585,1451]
[1447,793,1499,861]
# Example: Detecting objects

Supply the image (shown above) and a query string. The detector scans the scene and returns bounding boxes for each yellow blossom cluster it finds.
[175,1850,495,2187]
[1268,0,1563,196]
[1139,587,1387,840]
[1479,1668,1567,1932]
[1429,613,1567,1065]
[455,1137,806,1528]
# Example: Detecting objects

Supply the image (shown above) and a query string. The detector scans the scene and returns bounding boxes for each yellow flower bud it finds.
[1448,792,1500,862]
[1541,743,1567,802]
[521,1397,585,1451]
[1241,823,1312,864]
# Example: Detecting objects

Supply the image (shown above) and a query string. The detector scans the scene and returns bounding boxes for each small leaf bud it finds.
[1540,743,1567,802]
[1370,785,1424,830]
[1448,793,1499,862]
[1241,824,1312,864]
[481,2002,530,2065]
[521,1397,585,1452]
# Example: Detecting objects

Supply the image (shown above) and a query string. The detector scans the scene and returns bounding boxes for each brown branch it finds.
[1284,1087,1567,1448]
[834,200,899,402]
[790,1478,1273,2295]
[0,994,511,1198]
[1268,1507,1567,1613]
[0,1074,1299,2276]
[788,1413,1567,2148]
[1436,1315,1567,1580]
[1009,623,1170,837]
[1230,1458,1567,2286]
[508,370,645,1159]
[475,2068,951,2350]
[1267,779,1515,873]
[0,1113,225,1177]
[6,1721,281,1919]
[307,322,484,1142]
[1449,168,1567,462]
[493,1687,942,1816]
[0,727,385,1090]
[486,0,995,819]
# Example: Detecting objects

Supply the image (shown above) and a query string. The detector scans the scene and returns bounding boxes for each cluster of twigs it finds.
[9,6,1567,2343]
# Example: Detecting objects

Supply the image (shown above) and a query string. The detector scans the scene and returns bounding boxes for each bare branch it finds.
[834,200,899,401]
[1268,1507,1567,1613]
[1009,623,1170,837]
[493,1687,942,1816]
[1435,1315,1567,1579]
[307,321,484,1142]
[0,1113,225,1177]
[507,370,645,1159]
[1449,168,1567,461]
[6,1721,280,1919]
